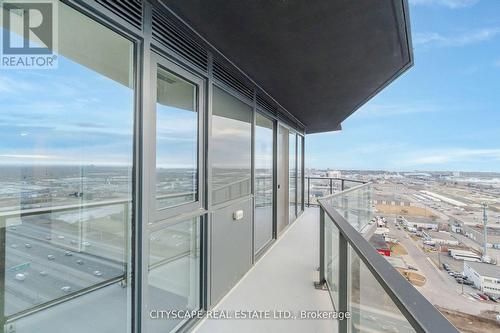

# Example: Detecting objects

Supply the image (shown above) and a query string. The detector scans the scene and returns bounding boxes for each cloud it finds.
[355,103,439,119]
[409,0,479,9]
[414,28,500,47]
[404,148,500,166]
[0,75,37,94]
[0,154,52,159]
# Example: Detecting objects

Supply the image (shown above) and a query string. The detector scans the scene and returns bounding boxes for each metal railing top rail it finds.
[305,176,367,182]
[318,184,459,333]
[0,191,198,220]
[317,181,370,201]
[306,177,368,207]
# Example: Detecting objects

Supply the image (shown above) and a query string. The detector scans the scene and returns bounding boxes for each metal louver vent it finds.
[278,109,302,131]
[256,93,278,115]
[152,7,209,72]
[213,57,254,101]
[95,0,142,30]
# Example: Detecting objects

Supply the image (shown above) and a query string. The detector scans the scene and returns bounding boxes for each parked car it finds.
[478,293,489,301]
[455,278,472,285]
[442,263,450,271]
[469,292,481,300]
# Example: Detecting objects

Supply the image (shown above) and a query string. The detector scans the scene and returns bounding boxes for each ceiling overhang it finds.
[161,0,413,133]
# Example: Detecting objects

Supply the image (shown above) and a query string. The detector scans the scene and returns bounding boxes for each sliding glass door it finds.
[254,113,274,255]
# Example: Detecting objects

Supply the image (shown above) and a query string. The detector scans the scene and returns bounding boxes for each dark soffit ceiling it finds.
[161,0,413,133]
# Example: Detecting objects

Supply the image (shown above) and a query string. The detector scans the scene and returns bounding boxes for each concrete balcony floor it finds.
[194,208,337,333]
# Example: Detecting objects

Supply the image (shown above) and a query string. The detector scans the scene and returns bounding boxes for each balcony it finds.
[194,183,459,333]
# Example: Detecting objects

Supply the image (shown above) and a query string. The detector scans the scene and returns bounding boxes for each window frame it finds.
[288,130,298,222]
[0,0,140,326]
[253,110,276,256]
[209,82,254,209]
[148,54,206,222]
[297,133,305,214]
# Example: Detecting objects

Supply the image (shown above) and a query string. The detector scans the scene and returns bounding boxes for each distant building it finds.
[403,218,438,231]
[463,262,500,295]
[422,231,459,246]
[326,170,341,178]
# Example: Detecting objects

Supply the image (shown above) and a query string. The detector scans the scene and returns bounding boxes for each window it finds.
[0,3,134,331]
[147,218,200,333]
[297,135,303,213]
[289,132,297,221]
[211,86,252,205]
[155,68,199,210]
[254,113,274,253]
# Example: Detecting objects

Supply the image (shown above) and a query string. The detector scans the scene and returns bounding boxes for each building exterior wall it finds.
[482,277,500,295]
[0,1,306,333]
[464,263,500,295]
[463,263,482,289]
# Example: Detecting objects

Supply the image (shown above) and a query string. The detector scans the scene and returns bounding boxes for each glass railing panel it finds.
[319,183,458,333]
[321,184,373,232]
[348,245,416,333]
[307,178,343,206]
[324,214,340,308]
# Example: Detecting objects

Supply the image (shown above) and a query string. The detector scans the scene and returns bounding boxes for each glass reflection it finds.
[211,86,252,205]
[349,246,416,333]
[254,113,274,253]
[147,218,200,333]
[297,136,303,213]
[0,2,134,331]
[156,69,198,210]
[289,132,297,222]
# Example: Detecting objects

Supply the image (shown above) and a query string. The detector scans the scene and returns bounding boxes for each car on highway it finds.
[407,265,418,271]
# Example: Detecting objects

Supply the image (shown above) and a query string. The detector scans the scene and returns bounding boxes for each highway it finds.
[4,220,125,316]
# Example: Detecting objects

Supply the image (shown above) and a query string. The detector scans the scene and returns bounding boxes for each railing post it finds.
[341,179,345,191]
[329,178,333,195]
[314,208,326,289]
[307,177,310,207]
[338,232,349,333]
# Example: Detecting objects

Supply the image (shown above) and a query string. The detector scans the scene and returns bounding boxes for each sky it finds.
[306,0,500,172]
[0,54,135,166]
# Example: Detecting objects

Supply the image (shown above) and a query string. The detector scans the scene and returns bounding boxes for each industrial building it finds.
[464,262,500,295]
[422,231,459,246]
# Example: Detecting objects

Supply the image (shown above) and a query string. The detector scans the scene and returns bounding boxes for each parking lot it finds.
[381,216,500,313]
